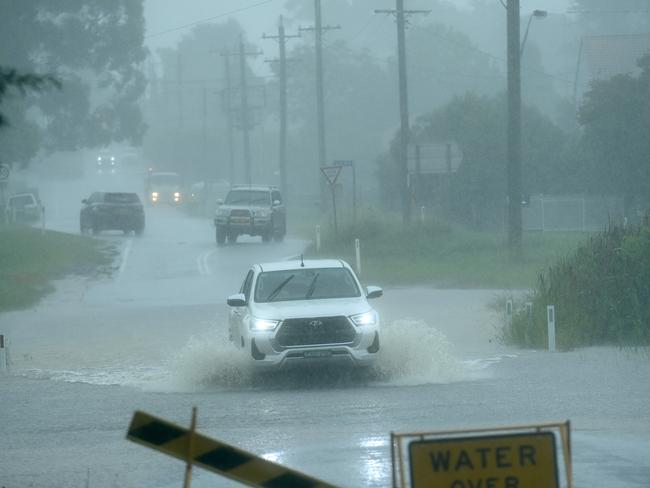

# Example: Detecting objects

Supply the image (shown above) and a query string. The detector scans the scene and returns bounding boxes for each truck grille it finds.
[230,209,251,217]
[275,316,356,347]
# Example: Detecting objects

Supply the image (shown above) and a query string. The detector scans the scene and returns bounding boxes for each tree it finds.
[578,53,650,213]
[277,39,394,198]
[386,92,569,228]
[0,68,59,128]
[0,1,147,166]
[142,20,248,181]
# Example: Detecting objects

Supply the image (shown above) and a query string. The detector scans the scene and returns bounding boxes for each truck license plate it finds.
[304,350,332,358]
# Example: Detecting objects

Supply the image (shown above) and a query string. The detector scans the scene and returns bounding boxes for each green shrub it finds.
[504,223,650,349]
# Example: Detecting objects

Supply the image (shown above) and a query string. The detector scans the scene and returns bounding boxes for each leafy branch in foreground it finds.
[0,67,60,127]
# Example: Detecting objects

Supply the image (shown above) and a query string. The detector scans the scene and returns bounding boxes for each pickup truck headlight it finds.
[216,208,229,217]
[254,209,270,218]
[250,318,280,331]
[350,310,377,326]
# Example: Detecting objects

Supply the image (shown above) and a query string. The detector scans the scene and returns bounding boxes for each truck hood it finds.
[252,297,371,320]
[221,204,270,210]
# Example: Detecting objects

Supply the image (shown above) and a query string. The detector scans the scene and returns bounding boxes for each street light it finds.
[520,9,547,58]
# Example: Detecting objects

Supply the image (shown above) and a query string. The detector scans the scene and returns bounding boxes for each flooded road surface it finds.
[1,189,649,487]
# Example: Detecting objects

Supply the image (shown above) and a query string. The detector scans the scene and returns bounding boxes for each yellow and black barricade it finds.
[127,410,338,488]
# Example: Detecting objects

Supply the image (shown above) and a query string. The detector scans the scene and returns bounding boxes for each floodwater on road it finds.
[1,172,650,487]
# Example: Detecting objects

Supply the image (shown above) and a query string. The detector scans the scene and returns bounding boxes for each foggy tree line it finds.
[0,0,146,167]
[1,1,649,222]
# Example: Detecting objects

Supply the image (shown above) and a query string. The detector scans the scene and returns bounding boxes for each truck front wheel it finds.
[216,225,226,245]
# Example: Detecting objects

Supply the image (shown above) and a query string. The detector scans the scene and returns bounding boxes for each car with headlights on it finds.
[80,191,145,235]
[145,171,183,205]
[214,185,286,245]
[226,259,382,370]
[96,153,117,175]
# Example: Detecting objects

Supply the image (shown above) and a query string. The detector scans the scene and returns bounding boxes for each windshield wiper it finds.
[305,273,319,299]
[267,274,294,302]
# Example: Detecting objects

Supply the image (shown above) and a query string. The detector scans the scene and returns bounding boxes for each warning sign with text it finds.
[409,432,558,488]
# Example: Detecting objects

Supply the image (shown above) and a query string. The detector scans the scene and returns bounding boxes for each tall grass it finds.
[503,221,650,349]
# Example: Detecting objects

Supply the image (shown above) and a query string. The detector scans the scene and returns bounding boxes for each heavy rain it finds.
[1,1,650,487]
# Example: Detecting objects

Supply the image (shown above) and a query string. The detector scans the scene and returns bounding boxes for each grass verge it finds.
[0,225,115,312]
[303,212,590,289]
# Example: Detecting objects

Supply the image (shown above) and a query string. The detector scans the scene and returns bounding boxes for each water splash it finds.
[372,318,471,385]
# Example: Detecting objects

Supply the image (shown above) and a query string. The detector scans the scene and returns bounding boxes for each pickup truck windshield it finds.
[225,190,271,206]
[255,268,361,302]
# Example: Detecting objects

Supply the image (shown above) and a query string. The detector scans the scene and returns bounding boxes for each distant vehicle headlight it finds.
[151,192,159,198]
[174,192,180,198]
[350,310,377,326]
[110,156,115,161]
[250,317,279,331]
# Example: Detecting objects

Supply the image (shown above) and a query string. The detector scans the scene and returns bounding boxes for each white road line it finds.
[117,239,133,280]
[196,252,205,275]
[197,250,216,276]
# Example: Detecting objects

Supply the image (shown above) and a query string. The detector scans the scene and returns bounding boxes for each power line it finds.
[145,1,278,39]
[299,0,341,211]
[410,23,574,85]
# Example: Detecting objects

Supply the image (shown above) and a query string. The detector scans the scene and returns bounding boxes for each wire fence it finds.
[523,194,625,232]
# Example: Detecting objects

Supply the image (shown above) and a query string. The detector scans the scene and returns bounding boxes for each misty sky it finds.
[144,0,573,51]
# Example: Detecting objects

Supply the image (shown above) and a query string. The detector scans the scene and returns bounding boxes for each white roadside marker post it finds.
[316,225,321,252]
[355,238,361,276]
[505,299,513,327]
[547,305,556,352]
[420,205,425,224]
[0,334,7,372]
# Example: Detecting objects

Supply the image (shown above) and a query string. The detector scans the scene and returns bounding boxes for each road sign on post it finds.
[409,432,559,488]
[320,165,343,235]
[127,410,337,488]
[320,165,342,185]
[334,160,356,222]
[391,421,572,488]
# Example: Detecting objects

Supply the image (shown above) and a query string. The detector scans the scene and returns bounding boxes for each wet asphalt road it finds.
[1,178,650,488]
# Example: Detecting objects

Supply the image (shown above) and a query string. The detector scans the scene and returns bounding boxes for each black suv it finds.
[80,192,145,235]
[214,185,286,245]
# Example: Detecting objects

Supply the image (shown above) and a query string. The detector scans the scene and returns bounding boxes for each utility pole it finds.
[176,50,184,171]
[200,84,207,182]
[221,52,235,186]
[221,38,261,186]
[263,16,300,201]
[239,36,253,186]
[300,0,340,211]
[376,1,429,224]
[507,0,523,257]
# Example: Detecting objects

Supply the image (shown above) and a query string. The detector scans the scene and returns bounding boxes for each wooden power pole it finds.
[376,1,429,224]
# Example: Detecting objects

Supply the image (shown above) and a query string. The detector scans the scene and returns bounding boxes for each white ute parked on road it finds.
[226,259,383,370]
